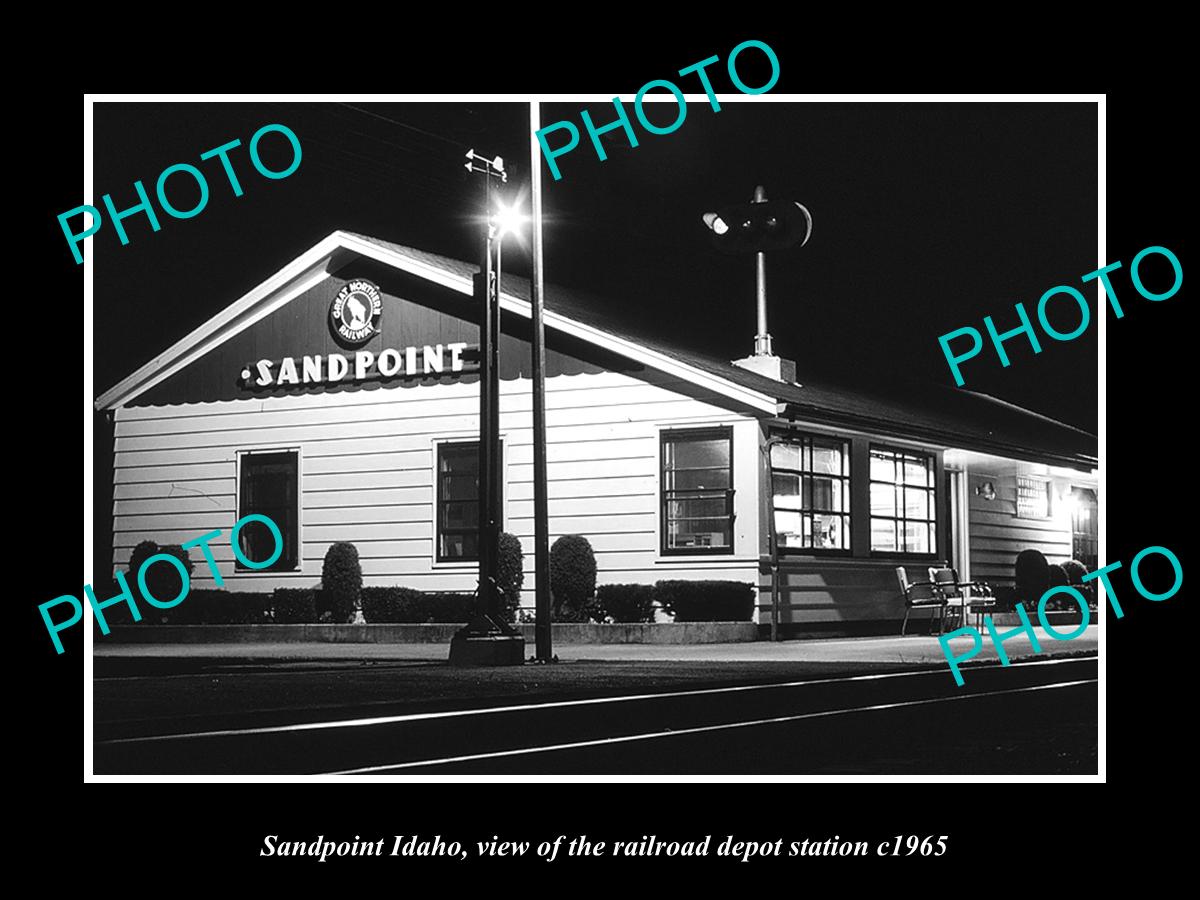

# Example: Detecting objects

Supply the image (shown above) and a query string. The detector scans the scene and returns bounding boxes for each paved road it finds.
[93,655,1097,775]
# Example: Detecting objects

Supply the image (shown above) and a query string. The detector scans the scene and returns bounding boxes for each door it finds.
[1070,486,1098,571]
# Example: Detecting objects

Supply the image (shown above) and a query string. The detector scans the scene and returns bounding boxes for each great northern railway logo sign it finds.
[330,280,382,344]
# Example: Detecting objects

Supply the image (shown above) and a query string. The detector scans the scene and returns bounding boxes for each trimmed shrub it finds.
[656,580,755,622]
[496,533,525,623]
[550,534,596,621]
[320,542,361,624]
[1062,559,1088,584]
[361,587,474,624]
[273,588,319,624]
[593,583,655,623]
[126,541,195,625]
[1014,549,1050,605]
[993,584,1018,611]
[166,589,271,625]
[1047,563,1069,588]
[1076,582,1098,609]
[88,578,137,630]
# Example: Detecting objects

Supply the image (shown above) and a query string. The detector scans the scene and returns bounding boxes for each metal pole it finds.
[489,232,503,620]
[754,250,770,356]
[530,102,552,662]
[477,176,495,622]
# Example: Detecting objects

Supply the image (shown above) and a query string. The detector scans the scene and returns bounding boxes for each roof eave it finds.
[779,401,1098,472]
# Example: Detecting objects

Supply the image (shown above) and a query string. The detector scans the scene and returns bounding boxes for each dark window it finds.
[869,445,937,554]
[238,450,299,570]
[661,427,734,554]
[769,435,851,552]
[437,442,488,562]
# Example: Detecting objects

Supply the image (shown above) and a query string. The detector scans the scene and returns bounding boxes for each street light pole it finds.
[479,168,497,622]
[450,149,524,667]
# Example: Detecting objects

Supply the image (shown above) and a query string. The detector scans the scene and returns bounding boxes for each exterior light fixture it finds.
[493,199,528,239]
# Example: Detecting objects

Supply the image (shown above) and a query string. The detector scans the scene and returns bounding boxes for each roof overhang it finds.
[780,401,1098,472]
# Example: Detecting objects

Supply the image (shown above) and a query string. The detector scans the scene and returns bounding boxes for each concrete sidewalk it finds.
[92,626,1097,667]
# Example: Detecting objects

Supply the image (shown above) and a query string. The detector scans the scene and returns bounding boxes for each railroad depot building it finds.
[95,231,1098,634]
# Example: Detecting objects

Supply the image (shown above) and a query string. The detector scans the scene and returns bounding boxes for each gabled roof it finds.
[94,230,780,416]
[96,230,1098,470]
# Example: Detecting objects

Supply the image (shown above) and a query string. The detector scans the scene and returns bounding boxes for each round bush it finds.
[550,534,597,622]
[321,542,361,623]
[1047,563,1068,588]
[1062,559,1088,584]
[496,532,525,623]
[128,541,194,625]
[1014,549,1050,604]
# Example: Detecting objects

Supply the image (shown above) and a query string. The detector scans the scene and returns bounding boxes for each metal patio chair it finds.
[896,566,948,635]
[929,566,995,630]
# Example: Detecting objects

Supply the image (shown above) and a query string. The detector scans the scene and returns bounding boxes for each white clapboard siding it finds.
[113,478,235,500]
[112,370,761,595]
[113,400,729,454]
[114,495,236,516]
[304,505,432,526]
[304,452,431,475]
[507,495,658,518]
[966,470,1085,586]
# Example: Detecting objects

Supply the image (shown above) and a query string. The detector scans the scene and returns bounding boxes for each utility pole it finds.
[530,103,553,663]
[449,148,524,667]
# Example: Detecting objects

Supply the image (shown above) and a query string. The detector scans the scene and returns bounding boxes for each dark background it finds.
[92,99,1099,432]
[24,29,1189,883]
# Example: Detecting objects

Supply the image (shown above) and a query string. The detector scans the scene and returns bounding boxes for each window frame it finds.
[435,439,504,564]
[867,443,938,558]
[659,426,736,557]
[235,447,302,573]
[767,431,853,557]
[1015,474,1053,520]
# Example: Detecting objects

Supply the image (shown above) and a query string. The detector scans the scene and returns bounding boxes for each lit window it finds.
[1016,476,1051,519]
[238,450,299,570]
[769,435,851,551]
[662,428,734,554]
[869,446,937,554]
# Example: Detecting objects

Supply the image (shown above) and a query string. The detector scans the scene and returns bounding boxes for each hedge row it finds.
[563,580,755,623]
[360,588,475,624]
[103,586,478,626]
[99,581,756,626]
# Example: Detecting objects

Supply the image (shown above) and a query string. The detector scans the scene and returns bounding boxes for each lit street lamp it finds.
[449,150,526,667]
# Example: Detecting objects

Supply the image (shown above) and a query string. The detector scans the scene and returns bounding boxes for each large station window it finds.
[661,427,734,554]
[237,450,299,570]
[769,435,851,552]
[437,441,497,562]
[869,445,937,554]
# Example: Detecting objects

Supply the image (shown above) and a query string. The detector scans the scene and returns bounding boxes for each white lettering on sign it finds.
[239,342,471,389]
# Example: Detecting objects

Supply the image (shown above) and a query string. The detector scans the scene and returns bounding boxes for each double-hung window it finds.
[869,445,937,554]
[769,435,851,551]
[237,450,300,571]
[437,441,501,562]
[661,427,734,554]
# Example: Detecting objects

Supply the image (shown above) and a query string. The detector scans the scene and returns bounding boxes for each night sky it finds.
[93,100,1098,432]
